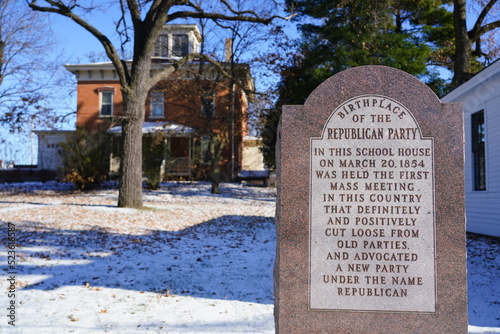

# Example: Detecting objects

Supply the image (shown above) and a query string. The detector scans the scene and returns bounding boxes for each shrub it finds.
[143,133,166,190]
[59,129,110,190]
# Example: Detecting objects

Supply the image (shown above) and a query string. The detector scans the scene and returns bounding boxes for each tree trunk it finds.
[452,0,473,88]
[209,135,224,194]
[118,91,146,208]
[210,171,221,194]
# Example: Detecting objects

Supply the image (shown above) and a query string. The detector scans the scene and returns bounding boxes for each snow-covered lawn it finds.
[0,181,499,333]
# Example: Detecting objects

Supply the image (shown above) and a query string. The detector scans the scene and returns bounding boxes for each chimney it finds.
[225,38,233,62]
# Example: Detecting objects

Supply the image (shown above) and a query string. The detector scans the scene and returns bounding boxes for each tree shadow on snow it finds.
[146,182,277,203]
[466,233,500,328]
[0,215,275,304]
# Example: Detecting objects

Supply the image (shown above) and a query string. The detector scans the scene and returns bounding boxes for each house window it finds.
[150,91,164,118]
[154,35,169,57]
[201,90,215,118]
[471,110,486,191]
[172,34,189,57]
[99,90,114,117]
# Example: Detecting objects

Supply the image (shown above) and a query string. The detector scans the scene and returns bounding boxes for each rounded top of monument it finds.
[303,65,440,116]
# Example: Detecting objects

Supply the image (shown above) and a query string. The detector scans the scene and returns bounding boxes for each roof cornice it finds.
[442,59,500,102]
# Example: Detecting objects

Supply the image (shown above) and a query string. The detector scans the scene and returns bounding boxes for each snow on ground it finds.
[0,181,499,333]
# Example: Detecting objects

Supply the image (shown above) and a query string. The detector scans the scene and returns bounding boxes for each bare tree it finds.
[182,0,284,194]
[28,0,282,207]
[452,0,500,87]
[0,0,70,136]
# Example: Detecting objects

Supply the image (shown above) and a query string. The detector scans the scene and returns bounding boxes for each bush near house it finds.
[143,134,166,190]
[59,129,110,190]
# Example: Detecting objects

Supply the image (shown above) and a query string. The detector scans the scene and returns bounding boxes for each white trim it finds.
[441,59,500,103]
[154,35,169,58]
[99,90,114,117]
[150,90,165,118]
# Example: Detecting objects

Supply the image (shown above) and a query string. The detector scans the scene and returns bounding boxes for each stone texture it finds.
[274,65,467,333]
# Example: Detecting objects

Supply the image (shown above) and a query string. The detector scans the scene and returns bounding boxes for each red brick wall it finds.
[76,81,123,131]
[77,80,247,133]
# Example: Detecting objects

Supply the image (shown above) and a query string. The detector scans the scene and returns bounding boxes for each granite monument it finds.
[274,65,467,333]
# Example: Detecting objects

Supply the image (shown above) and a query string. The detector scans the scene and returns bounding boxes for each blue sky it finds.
[48,8,125,62]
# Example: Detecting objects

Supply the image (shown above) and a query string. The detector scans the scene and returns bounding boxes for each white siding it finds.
[443,62,500,237]
[242,137,265,171]
[36,132,72,171]
[487,96,500,192]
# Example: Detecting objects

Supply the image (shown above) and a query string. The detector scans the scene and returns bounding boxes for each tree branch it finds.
[125,0,142,26]
[170,10,280,24]
[168,1,290,25]
[475,20,500,42]
[116,0,132,56]
[219,0,260,18]
[28,0,129,84]
[141,0,173,34]
[148,53,253,98]
[469,0,499,41]
[148,54,199,86]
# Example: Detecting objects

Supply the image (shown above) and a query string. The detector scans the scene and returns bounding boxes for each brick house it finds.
[41,24,259,180]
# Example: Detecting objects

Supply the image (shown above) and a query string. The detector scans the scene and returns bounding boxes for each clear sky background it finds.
[48,8,129,63]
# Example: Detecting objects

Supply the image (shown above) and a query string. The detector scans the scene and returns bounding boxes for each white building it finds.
[35,131,73,172]
[442,59,500,237]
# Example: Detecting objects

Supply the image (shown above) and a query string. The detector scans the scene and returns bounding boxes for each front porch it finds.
[108,122,198,179]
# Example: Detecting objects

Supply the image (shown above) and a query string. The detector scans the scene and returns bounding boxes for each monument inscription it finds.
[309,94,436,312]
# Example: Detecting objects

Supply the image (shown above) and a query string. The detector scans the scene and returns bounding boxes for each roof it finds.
[441,58,500,103]
[107,122,196,135]
[65,60,255,100]
[34,130,75,135]
[159,23,202,42]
